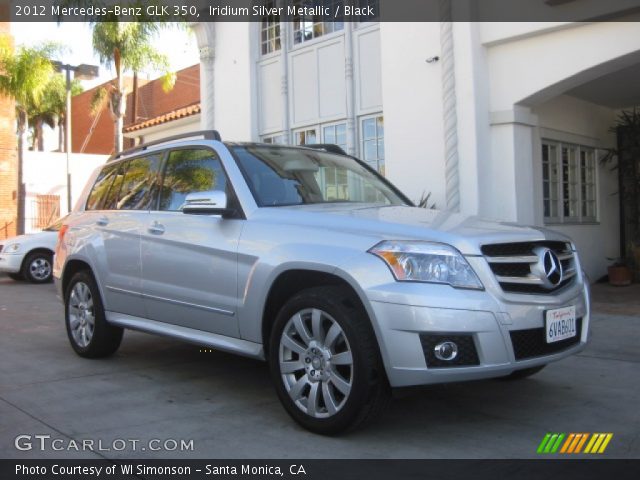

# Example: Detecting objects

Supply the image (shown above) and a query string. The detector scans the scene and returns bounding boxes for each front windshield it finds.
[230,145,407,207]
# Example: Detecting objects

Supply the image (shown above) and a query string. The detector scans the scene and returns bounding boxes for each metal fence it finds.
[28,195,60,231]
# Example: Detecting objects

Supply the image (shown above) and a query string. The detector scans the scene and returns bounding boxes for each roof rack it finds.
[303,144,348,156]
[109,130,221,161]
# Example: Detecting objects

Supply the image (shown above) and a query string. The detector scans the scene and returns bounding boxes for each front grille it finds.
[510,318,582,360]
[419,334,480,368]
[481,241,577,295]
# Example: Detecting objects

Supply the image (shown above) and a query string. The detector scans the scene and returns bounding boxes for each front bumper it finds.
[0,253,24,274]
[358,258,590,388]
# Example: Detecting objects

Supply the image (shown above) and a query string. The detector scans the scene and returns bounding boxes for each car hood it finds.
[1,231,58,250]
[254,204,571,255]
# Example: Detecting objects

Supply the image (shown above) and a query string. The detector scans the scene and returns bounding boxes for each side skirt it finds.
[105,311,265,360]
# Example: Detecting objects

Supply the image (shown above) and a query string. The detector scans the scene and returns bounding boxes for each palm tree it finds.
[29,73,83,152]
[0,36,56,234]
[91,22,175,153]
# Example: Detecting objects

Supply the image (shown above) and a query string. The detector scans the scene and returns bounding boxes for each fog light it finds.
[434,341,458,361]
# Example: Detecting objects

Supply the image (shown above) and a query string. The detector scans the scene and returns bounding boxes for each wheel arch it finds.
[61,258,96,299]
[261,268,374,357]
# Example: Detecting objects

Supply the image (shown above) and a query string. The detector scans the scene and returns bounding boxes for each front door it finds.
[140,147,243,337]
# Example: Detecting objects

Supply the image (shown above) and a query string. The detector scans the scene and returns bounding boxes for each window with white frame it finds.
[262,133,285,144]
[320,123,348,200]
[322,123,347,151]
[292,0,344,45]
[542,140,597,224]
[361,115,384,175]
[261,1,281,55]
[294,128,317,145]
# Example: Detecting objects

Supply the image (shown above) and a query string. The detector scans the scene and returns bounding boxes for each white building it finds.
[191,13,640,280]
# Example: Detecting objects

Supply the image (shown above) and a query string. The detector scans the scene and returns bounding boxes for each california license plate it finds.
[545,306,577,343]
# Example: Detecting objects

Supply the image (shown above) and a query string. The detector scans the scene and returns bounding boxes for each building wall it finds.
[71,78,135,155]
[0,21,17,239]
[127,64,200,126]
[379,22,446,206]
[22,151,107,232]
[531,95,620,280]
[198,19,639,280]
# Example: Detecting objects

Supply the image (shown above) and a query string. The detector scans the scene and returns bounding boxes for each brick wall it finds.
[71,77,136,155]
[126,64,200,126]
[0,21,17,239]
[71,64,200,155]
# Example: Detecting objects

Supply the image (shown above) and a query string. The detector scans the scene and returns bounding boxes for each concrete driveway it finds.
[0,276,638,459]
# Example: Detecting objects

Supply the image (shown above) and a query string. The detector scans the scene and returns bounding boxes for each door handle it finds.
[147,222,165,235]
[96,216,109,226]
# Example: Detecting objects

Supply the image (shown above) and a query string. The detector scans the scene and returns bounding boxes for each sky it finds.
[11,22,200,88]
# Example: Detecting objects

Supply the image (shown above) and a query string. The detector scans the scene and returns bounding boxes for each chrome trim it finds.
[105,285,143,298]
[485,255,538,264]
[105,285,235,317]
[106,311,263,359]
[495,274,544,285]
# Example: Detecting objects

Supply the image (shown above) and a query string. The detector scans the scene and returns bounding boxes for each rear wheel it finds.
[22,251,53,283]
[502,365,546,380]
[269,286,389,435]
[64,270,123,358]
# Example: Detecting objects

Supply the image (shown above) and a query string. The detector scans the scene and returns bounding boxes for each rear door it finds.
[140,147,243,337]
[84,154,162,318]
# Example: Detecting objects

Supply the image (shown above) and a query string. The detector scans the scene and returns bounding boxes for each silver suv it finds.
[54,131,590,434]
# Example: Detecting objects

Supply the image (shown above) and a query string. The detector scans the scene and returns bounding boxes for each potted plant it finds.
[608,258,633,286]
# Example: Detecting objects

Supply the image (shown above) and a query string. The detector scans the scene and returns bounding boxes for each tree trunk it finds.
[36,118,44,151]
[109,74,126,154]
[16,110,27,235]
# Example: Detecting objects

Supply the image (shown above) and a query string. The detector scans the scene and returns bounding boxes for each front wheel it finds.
[64,270,123,358]
[269,286,389,435]
[22,251,53,283]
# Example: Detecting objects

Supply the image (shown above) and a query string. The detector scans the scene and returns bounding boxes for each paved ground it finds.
[0,276,638,459]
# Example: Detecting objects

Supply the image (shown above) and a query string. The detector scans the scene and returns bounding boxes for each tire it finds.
[269,286,390,435]
[8,273,24,281]
[64,270,123,358]
[501,365,546,380]
[22,251,53,283]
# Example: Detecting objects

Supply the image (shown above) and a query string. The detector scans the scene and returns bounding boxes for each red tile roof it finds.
[123,102,201,132]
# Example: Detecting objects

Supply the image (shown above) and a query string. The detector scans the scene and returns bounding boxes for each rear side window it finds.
[159,148,228,211]
[116,155,162,210]
[86,164,119,210]
[86,155,161,211]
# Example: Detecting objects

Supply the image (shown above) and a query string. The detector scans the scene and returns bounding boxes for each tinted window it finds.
[101,162,128,210]
[159,149,228,211]
[117,155,162,210]
[86,164,119,210]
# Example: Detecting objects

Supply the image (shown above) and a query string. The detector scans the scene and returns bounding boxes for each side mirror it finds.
[182,190,232,217]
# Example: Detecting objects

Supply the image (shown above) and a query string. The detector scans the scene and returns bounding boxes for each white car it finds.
[0,218,63,283]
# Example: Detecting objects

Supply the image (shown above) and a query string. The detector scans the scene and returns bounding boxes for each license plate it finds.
[545,306,577,343]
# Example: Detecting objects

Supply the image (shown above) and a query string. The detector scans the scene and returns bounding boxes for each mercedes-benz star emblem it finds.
[532,247,564,289]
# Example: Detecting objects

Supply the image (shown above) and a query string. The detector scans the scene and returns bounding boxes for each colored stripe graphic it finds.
[585,433,614,454]
[539,433,613,454]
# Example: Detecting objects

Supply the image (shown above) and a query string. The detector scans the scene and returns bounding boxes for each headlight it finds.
[369,241,483,290]
[4,243,20,253]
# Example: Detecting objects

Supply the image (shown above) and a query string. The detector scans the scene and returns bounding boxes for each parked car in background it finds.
[54,131,590,434]
[0,218,64,283]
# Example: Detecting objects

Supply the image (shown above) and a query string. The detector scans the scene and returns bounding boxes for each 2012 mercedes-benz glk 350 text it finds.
[54,131,590,434]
